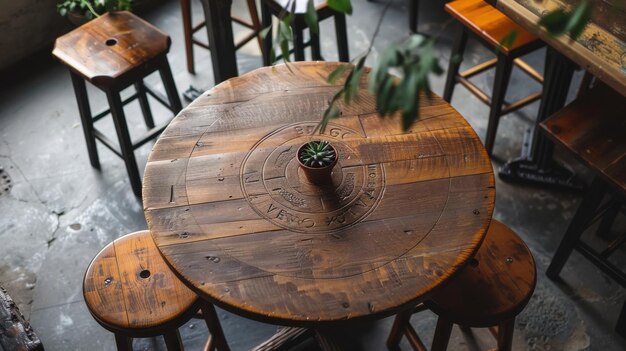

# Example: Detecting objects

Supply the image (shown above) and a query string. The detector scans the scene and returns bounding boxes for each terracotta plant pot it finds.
[296,141,338,185]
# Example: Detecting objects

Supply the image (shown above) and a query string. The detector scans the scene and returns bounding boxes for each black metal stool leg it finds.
[292,24,306,61]
[484,53,513,156]
[311,29,323,61]
[135,80,155,129]
[158,58,183,114]
[334,13,349,62]
[261,1,273,66]
[443,26,468,102]
[431,317,453,351]
[70,71,101,170]
[114,334,133,351]
[617,300,626,338]
[163,330,184,351]
[106,91,142,198]
[409,0,419,33]
[547,176,607,279]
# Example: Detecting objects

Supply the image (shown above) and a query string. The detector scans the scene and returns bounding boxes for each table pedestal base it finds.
[252,327,342,351]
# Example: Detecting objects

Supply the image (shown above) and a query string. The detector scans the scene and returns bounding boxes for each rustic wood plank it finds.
[143,62,495,327]
[497,0,626,97]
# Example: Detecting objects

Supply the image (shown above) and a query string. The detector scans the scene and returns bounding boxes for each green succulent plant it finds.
[299,140,336,168]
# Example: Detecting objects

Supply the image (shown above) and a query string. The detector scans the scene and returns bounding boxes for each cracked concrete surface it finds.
[0,0,625,350]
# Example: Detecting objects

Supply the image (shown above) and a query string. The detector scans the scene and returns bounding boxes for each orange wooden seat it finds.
[445,0,538,55]
[83,231,230,350]
[443,0,544,156]
[52,12,182,197]
[387,220,536,351]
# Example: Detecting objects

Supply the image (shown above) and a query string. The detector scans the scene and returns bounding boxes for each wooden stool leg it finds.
[246,0,264,52]
[261,1,273,66]
[409,0,419,33]
[70,71,100,170]
[114,334,133,351]
[135,80,155,129]
[484,53,513,156]
[496,319,515,351]
[387,308,413,350]
[106,91,142,197]
[442,26,468,102]
[431,317,453,351]
[163,329,184,351]
[181,0,195,74]
[334,13,350,62]
[292,25,306,61]
[200,303,230,351]
[547,176,607,279]
[158,58,183,114]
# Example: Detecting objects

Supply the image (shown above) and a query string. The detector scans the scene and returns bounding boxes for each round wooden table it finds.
[143,62,495,334]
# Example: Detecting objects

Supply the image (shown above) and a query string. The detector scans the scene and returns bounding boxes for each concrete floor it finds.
[0,0,625,350]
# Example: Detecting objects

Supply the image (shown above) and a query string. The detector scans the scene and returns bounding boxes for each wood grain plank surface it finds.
[143,62,495,326]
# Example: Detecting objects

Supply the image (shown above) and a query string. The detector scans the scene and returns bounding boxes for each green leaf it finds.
[538,9,569,37]
[260,25,272,39]
[497,30,518,53]
[59,7,68,16]
[328,0,353,15]
[304,0,319,34]
[565,0,592,39]
[327,64,350,84]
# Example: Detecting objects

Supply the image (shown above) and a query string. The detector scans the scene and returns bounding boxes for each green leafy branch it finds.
[57,0,131,19]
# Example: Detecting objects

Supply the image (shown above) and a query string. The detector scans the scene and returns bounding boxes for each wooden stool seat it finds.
[443,0,544,156]
[84,231,230,350]
[53,11,170,87]
[427,220,536,328]
[261,0,349,64]
[52,11,182,197]
[445,0,538,55]
[387,220,536,351]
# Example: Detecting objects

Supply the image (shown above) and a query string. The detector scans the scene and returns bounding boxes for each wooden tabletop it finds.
[143,62,495,326]
[496,0,626,97]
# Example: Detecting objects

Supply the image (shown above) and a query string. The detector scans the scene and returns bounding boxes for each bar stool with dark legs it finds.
[83,231,231,351]
[542,83,626,337]
[261,0,349,64]
[180,0,263,74]
[52,11,182,197]
[443,0,544,156]
[387,220,536,351]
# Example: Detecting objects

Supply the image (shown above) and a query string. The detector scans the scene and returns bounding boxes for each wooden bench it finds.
[542,82,626,337]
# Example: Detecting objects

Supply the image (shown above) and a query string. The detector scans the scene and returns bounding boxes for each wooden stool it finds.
[52,11,182,197]
[443,0,544,156]
[542,83,626,337]
[387,220,536,351]
[83,231,230,351]
[261,0,349,64]
[181,0,263,74]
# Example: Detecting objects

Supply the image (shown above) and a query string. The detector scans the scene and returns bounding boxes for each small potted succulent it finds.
[297,140,338,185]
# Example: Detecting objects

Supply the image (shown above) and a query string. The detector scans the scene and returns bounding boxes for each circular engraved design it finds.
[241,122,385,233]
